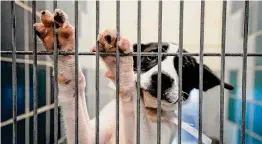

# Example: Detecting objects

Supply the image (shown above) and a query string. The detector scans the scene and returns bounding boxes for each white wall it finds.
[78,0,224,71]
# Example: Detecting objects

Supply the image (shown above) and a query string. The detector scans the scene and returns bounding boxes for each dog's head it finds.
[133,42,234,104]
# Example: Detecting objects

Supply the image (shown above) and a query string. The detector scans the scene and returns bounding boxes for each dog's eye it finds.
[146,56,155,61]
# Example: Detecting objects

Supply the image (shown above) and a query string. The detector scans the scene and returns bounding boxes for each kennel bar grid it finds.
[4,0,254,144]
[32,1,38,144]
[53,1,59,144]
[220,1,227,144]
[157,1,163,143]
[11,1,17,144]
[178,1,184,144]
[96,1,100,144]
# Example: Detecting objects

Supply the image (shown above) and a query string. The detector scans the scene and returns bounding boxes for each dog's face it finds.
[133,42,234,104]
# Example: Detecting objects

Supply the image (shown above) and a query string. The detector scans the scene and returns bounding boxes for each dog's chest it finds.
[132,102,176,144]
[139,119,176,144]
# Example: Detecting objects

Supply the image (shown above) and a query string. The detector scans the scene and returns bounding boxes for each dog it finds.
[34,9,234,144]
[132,42,234,103]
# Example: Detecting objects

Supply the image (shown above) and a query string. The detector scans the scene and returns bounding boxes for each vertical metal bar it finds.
[74,1,79,144]
[116,1,120,144]
[157,1,163,144]
[95,1,100,144]
[136,1,141,144]
[198,1,205,144]
[32,1,38,144]
[242,1,249,144]
[46,67,51,144]
[53,1,59,144]
[11,1,17,144]
[23,1,30,143]
[178,1,184,144]
[220,1,227,144]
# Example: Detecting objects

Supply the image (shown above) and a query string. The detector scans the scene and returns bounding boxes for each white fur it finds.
[138,43,179,104]
[57,43,178,144]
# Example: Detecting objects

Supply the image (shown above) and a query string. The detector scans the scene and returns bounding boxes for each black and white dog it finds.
[34,9,234,144]
[133,42,233,104]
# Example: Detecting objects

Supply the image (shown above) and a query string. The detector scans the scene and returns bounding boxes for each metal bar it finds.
[136,1,141,144]
[199,1,205,144]
[46,67,51,144]
[2,51,262,57]
[74,1,79,144]
[53,1,59,144]
[11,1,17,144]
[23,1,30,143]
[32,1,38,144]
[95,1,100,144]
[178,1,184,144]
[1,104,55,128]
[220,1,227,144]
[157,1,163,144]
[116,1,120,144]
[242,1,249,144]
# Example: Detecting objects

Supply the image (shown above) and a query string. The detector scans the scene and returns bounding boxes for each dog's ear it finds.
[175,49,234,93]
[201,64,234,91]
[133,43,147,52]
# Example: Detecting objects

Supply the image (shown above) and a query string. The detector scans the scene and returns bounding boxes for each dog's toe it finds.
[54,9,68,24]
[97,29,132,53]
[118,38,132,54]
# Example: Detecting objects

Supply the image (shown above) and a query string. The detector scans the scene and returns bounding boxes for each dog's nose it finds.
[151,72,174,91]
[104,35,111,43]
[41,11,46,15]
[149,72,175,103]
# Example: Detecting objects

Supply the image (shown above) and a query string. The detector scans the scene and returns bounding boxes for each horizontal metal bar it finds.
[1,104,55,127]
[1,51,262,57]
[2,51,255,56]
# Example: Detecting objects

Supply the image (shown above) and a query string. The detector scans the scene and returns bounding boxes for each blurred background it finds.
[1,1,262,144]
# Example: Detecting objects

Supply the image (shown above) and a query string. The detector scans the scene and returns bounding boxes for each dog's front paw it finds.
[40,10,54,27]
[54,9,68,27]
[93,29,135,96]
[92,29,132,54]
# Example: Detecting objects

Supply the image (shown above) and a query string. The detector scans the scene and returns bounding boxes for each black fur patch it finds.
[173,49,234,100]
[133,42,169,72]
[148,72,174,103]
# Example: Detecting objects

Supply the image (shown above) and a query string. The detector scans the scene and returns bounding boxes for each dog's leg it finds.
[34,9,95,144]
[57,65,91,144]
[94,29,143,143]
